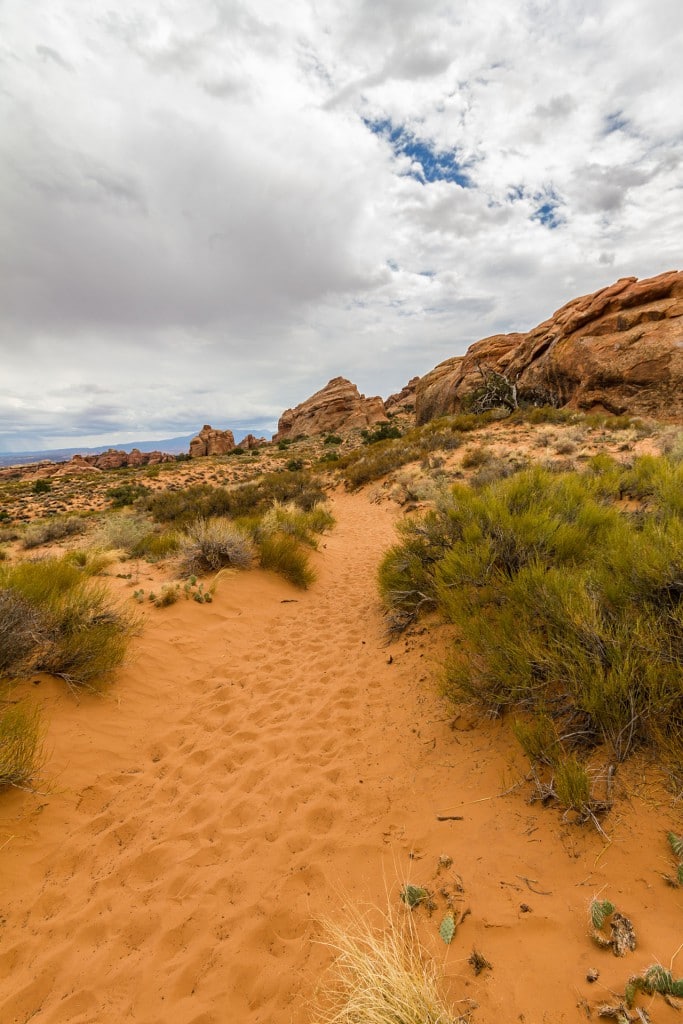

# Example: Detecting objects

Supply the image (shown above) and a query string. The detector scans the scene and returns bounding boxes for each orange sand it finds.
[1,489,681,1023]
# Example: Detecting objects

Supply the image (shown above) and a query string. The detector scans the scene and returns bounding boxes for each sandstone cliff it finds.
[189,425,236,458]
[275,377,387,440]
[415,270,683,424]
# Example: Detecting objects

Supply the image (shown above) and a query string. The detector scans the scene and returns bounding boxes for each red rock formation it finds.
[275,377,387,440]
[237,434,268,450]
[384,377,419,416]
[189,425,236,458]
[82,449,174,470]
[415,270,683,423]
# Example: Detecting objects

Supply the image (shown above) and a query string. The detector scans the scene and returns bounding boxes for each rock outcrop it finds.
[74,449,174,470]
[189,425,236,458]
[275,377,387,440]
[237,434,268,450]
[384,377,419,416]
[415,270,683,424]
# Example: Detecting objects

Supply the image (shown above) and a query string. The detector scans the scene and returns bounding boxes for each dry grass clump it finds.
[179,518,255,575]
[0,703,44,789]
[0,557,137,689]
[315,905,459,1024]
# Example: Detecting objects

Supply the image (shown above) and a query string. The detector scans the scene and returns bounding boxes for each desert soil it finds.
[1,487,681,1024]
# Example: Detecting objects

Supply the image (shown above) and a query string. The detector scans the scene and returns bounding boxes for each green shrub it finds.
[146,472,325,524]
[461,444,492,469]
[97,513,152,553]
[256,501,334,549]
[379,459,683,781]
[361,422,403,444]
[32,478,52,494]
[23,516,87,549]
[130,530,180,562]
[258,533,315,589]
[105,482,150,507]
[179,518,254,575]
[0,703,43,789]
[324,434,342,445]
[0,557,136,688]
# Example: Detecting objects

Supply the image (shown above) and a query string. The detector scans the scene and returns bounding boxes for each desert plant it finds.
[105,482,150,507]
[22,516,87,549]
[257,533,315,589]
[0,703,43,789]
[361,422,403,444]
[179,518,254,575]
[130,529,180,562]
[97,513,152,553]
[314,903,459,1024]
[32,478,52,494]
[0,557,136,688]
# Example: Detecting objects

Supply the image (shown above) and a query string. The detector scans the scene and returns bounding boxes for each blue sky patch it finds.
[364,117,472,187]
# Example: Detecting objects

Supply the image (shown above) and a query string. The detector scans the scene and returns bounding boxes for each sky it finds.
[1,0,682,451]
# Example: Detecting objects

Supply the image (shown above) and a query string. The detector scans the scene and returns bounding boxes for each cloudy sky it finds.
[1,0,681,450]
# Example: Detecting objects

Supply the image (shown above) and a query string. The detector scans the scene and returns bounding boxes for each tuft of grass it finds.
[179,518,254,575]
[0,703,44,789]
[130,529,180,562]
[314,903,459,1024]
[553,756,592,813]
[258,533,315,589]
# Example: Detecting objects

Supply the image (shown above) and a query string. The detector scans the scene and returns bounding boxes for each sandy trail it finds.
[1,489,681,1024]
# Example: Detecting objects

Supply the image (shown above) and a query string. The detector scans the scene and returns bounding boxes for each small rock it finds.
[586,968,600,983]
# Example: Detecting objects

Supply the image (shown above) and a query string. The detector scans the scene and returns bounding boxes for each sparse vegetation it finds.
[257,533,315,589]
[22,515,87,549]
[0,703,43,789]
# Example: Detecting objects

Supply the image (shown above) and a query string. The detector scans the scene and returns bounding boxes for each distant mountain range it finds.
[0,429,269,468]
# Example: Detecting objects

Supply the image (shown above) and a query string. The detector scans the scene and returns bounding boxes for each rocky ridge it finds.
[189,425,236,458]
[415,270,683,424]
[274,377,387,441]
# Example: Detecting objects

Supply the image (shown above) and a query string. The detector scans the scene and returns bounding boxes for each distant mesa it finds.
[416,269,683,424]
[274,376,387,441]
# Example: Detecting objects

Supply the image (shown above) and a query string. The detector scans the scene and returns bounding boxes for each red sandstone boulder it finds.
[384,377,419,416]
[275,377,387,440]
[414,270,683,424]
[189,425,236,458]
[237,434,268,450]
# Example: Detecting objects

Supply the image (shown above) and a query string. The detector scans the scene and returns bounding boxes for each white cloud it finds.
[0,0,681,449]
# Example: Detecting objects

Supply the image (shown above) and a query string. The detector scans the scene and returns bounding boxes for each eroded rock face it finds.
[189,425,236,458]
[274,377,387,440]
[385,377,419,416]
[415,270,683,423]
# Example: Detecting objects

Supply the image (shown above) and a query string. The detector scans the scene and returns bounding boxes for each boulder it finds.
[414,270,683,423]
[275,377,387,440]
[189,425,236,458]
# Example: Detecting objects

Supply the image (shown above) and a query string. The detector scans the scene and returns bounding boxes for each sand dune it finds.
[1,489,681,1023]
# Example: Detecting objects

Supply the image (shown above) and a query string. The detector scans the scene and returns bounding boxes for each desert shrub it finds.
[105,482,150,507]
[257,533,315,589]
[97,513,152,553]
[64,548,113,576]
[324,434,342,445]
[0,557,136,687]
[0,703,43,789]
[379,459,683,779]
[22,516,87,549]
[319,451,340,464]
[361,422,403,445]
[314,903,457,1024]
[153,584,181,607]
[256,502,334,549]
[32,478,52,494]
[286,458,304,471]
[0,590,45,674]
[461,444,491,469]
[130,529,180,562]
[179,518,254,575]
